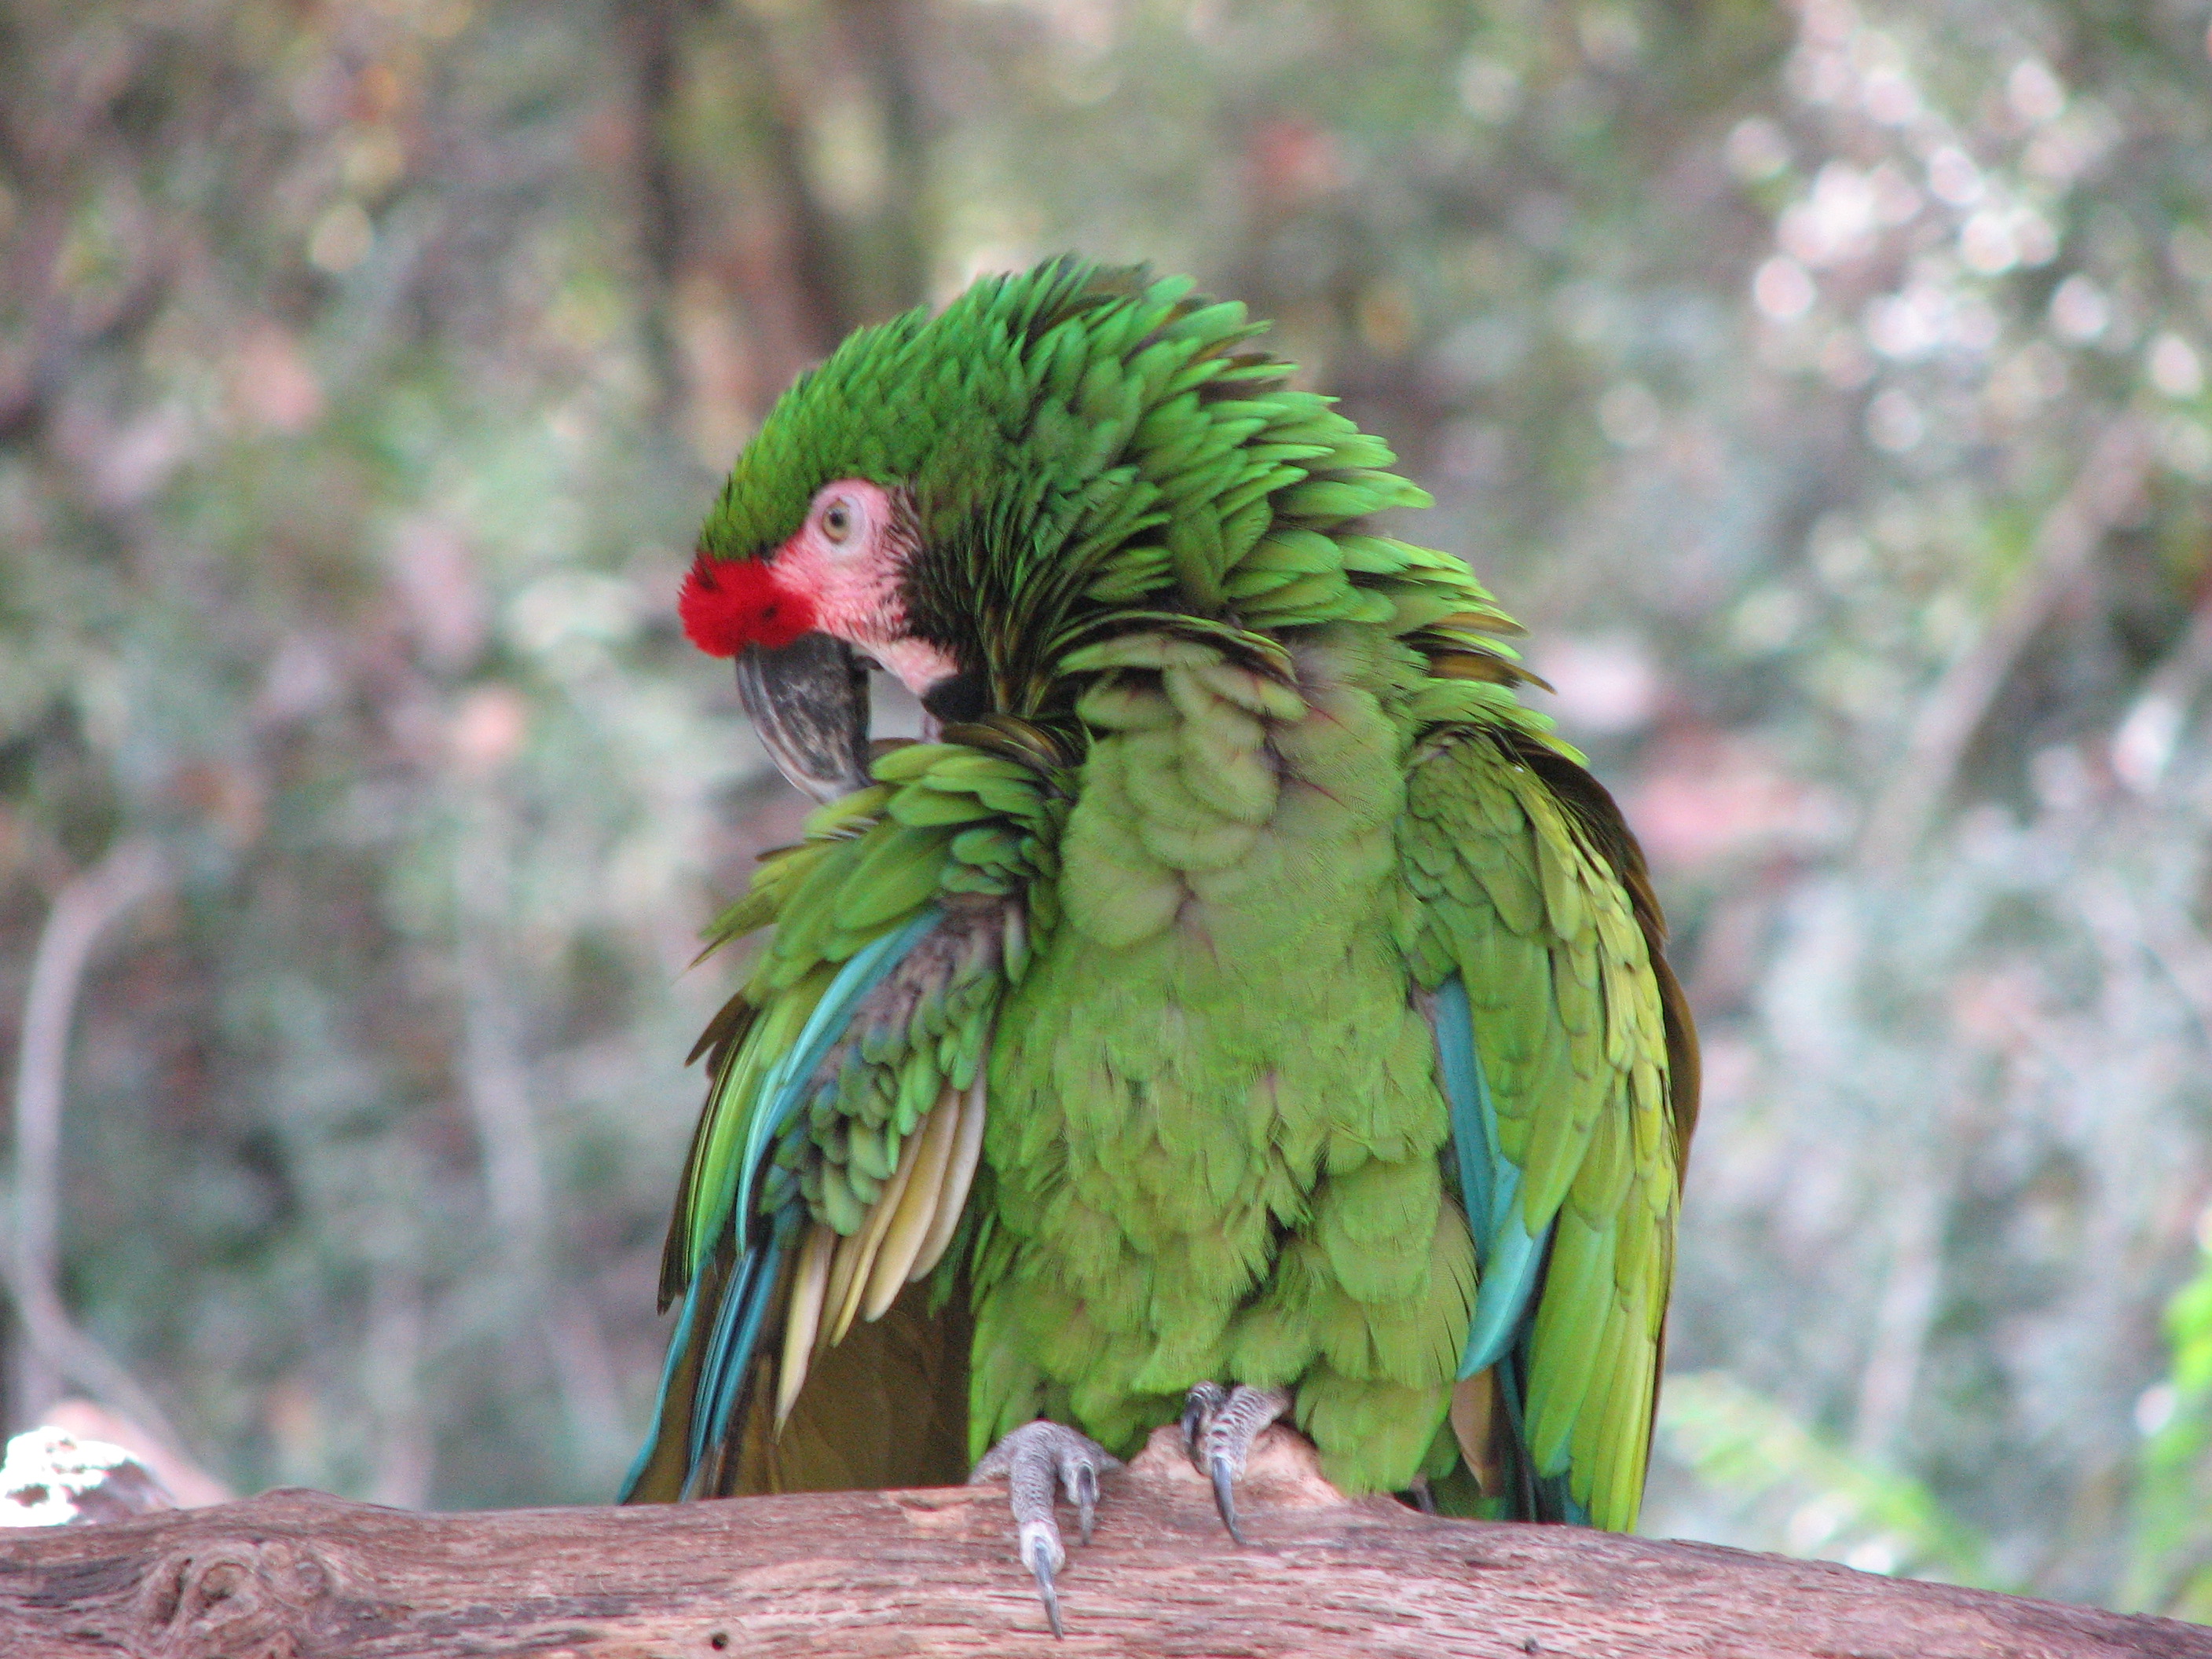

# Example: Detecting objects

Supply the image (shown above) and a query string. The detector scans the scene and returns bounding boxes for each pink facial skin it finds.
[679,479,958,698]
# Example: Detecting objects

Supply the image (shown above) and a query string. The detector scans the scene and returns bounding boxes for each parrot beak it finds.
[734,633,874,804]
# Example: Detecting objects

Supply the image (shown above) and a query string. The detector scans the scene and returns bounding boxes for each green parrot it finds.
[623,258,1697,1632]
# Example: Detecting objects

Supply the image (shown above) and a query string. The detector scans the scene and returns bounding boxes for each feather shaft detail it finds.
[862,1089,963,1320]
[775,1221,837,1427]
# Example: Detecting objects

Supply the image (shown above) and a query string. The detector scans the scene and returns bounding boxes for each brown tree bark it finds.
[0,1426,2199,1658]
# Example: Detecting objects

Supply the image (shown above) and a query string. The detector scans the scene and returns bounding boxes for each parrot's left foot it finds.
[1180,1381,1291,1544]
[969,1419,1123,1639]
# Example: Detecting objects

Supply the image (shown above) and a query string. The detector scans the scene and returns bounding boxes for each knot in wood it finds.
[136,1536,331,1659]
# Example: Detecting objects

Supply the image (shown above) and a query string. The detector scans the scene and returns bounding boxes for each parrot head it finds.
[679,478,956,702]
[679,474,949,802]
[678,257,1259,800]
[675,255,1481,801]
[681,463,979,802]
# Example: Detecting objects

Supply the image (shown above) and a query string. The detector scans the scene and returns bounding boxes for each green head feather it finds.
[697,255,1537,724]
[698,258,1144,567]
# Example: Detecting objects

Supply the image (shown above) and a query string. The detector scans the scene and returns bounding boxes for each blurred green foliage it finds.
[1661,1370,1996,1587]
[5,0,2212,1617]
[2130,1221,2212,1617]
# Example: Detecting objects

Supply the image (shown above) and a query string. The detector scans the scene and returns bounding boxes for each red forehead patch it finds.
[678,553,817,656]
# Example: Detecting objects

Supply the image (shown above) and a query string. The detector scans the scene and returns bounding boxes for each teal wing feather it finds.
[621,729,1068,1502]
[1432,975,1548,1380]
[1404,723,1694,1530]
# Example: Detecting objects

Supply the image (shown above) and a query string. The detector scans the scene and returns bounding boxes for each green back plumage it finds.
[630,258,1695,1534]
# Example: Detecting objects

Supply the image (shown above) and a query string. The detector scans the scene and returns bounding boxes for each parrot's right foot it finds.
[969,1419,1123,1639]
[1181,1381,1291,1544]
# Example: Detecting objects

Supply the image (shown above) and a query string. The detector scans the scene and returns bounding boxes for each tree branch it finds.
[1857,419,2154,872]
[6,839,170,1437]
[622,0,700,428]
[0,1426,2198,1657]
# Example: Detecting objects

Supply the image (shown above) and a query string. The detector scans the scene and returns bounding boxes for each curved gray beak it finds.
[734,634,874,804]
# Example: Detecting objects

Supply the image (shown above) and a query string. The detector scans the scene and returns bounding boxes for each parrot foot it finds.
[969,1419,1123,1639]
[1180,1381,1291,1544]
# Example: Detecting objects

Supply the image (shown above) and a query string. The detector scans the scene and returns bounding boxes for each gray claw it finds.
[1209,1452,1244,1544]
[972,1419,1122,1639]
[1072,1458,1100,1547]
[1181,1379,1225,1452]
[1021,1523,1064,1639]
[1181,1382,1291,1547]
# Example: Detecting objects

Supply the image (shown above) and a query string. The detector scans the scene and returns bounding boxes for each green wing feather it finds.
[1402,726,1695,1529]
[622,732,1067,1502]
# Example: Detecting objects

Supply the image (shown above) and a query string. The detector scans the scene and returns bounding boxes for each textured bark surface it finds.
[0,1426,2200,1659]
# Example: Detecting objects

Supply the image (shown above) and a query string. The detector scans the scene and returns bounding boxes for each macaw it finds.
[622,258,1697,1635]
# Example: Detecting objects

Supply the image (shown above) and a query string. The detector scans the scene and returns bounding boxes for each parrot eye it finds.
[821,498,856,544]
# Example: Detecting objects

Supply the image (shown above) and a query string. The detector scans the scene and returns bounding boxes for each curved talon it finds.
[1020,1522,1065,1640]
[1181,1380,1225,1453]
[1181,1381,1291,1546]
[1073,1459,1100,1547]
[972,1419,1120,1639]
[1209,1452,1244,1544]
